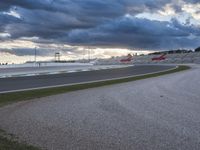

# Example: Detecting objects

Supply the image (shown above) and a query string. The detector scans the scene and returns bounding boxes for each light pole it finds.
[34,47,37,64]
[88,47,91,62]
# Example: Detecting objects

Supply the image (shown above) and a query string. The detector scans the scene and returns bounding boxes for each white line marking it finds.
[0,65,135,79]
[68,70,77,73]
[0,66,178,94]
[81,69,89,72]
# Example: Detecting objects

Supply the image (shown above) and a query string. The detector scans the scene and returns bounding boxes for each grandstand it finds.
[96,52,200,65]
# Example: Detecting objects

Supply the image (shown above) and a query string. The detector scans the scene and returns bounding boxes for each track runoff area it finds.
[0,65,179,94]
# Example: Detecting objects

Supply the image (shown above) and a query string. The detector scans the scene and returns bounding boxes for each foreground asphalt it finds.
[0,65,200,150]
[0,65,173,93]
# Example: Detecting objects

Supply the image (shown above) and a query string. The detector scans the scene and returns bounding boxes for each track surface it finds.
[0,65,198,150]
[0,65,174,93]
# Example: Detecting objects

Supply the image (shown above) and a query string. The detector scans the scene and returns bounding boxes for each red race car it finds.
[120,54,133,62]
[152,54,167,61]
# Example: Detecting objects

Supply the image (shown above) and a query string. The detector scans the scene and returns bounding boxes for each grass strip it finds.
[0,65,190,107]
[0,129,39,150]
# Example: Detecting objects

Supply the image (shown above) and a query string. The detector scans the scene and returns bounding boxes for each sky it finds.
[0,0,200,63]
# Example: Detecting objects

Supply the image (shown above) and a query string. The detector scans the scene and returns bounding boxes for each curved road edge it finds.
[0,65,177,94]
[0,65,190,107]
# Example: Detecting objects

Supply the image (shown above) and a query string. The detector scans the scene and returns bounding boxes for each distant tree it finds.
[195,47,200,52]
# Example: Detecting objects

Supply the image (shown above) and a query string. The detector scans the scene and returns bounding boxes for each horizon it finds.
[0,0,200,63]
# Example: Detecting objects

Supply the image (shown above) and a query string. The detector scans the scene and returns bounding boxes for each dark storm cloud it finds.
[0,0,56,11]
[0,0,200,53]
[0,0,128,40]
[0,46,78,57]
[0,48,39,56]
[184,0,200,4]
[5,8,92,39]
[0,0,172,40]
[67,17,200,50]
[0,13,21,32]
[0,0,172,12]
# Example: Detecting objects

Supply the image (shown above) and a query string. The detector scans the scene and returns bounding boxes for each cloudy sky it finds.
[0,0,200,63]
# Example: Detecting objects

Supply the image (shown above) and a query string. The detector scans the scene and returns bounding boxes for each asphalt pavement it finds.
[0,64,199,150]
[0,65,174,93]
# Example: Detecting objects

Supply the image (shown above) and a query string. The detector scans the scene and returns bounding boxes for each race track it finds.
[0,65,198,150]
[0,65,174,93]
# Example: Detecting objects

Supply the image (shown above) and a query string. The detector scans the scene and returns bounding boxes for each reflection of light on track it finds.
[24,74,37,77]
[68,70,77,73]
[81,69,89,72]
[0,65,134,78]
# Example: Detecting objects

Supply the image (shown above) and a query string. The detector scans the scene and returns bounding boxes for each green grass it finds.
[0,65,190,150]
[0,129,39,150]
[0,65,190,107]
